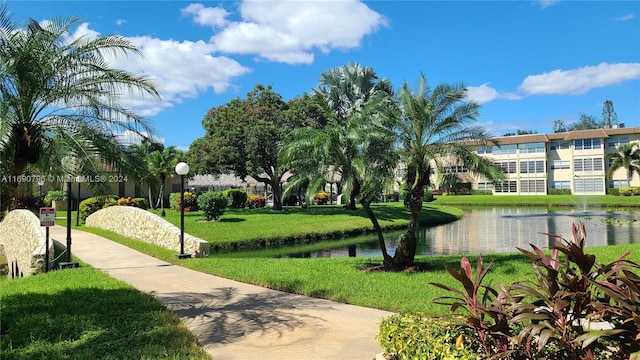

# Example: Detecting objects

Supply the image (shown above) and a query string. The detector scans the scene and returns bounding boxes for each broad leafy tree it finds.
[0,6,159,211]
[606,143,640,187]
[187,84,299,210]
[393,74,503,269]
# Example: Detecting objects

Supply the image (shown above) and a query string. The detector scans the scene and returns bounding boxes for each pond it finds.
[237,207,640,258]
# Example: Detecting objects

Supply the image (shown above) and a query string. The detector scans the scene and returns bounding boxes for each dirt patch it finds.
[360,264,431,273]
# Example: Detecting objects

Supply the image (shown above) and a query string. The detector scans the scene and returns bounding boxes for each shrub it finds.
[79,195,118,221]
[170,191,198,211]
[117,197,148,209]
[431,220,640,359]
[313,191,329,205]
[246,194,266,208]
[45,189,66,202]
[607,188,620,196]
[618,188,633,196]
[10,196,46,212]
[470,189,493,195]
[197,191,228,221]
[223,189,248,209]
[378,314,480,360]
[548,188,571,195]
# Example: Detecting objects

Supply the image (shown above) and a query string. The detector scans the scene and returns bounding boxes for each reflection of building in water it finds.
[428,208,635,255]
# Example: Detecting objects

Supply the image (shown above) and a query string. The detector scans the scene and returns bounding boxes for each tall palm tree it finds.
[148,145,180,216]
[312,62,394,209]
[0,6,159,211]
[606,143,640,187]
[393,73,503,269]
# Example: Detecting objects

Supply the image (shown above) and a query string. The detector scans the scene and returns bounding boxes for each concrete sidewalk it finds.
[48,226,393,360]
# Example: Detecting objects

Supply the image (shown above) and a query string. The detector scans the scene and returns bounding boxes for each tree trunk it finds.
[272,180,283,211]
[159,175,166,217]
[361,200,393,267]
[392,169,427,268]
[345,181,360,210]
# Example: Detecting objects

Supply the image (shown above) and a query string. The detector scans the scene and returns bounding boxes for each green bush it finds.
[246,194,266,208]
[197,191,228,221]
[117,197,148,209]
[470,189,492,195]
[377,314,480,360]
[45,189,66,202]
[548,188,571,195]
[170,191,198,211]
[223,189,248,208]
[607,188,620,196]
[79,195,118,221]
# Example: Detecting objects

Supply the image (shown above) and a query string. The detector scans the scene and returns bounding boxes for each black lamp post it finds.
[76,176,81,226]
[37,178,44,197]
[60,178,79,268]
[175,162,191,259]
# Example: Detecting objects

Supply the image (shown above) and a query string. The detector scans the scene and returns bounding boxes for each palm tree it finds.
[0,6,159,211]
[312,62,394,209]
[148,145,180,216]
[606,143,640,188]
[393,74,503,269]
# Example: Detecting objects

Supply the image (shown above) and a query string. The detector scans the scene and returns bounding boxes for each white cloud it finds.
[518,62,640,96]
[536,0,559,9]
[181,3,229,28]
[191,0,387,64]
[466,83,522,104]
[613,13,636,21]
[116,19,127,26]
[67,23,250,117]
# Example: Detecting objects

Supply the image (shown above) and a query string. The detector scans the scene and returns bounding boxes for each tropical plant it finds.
[431,221,640,359]
[0,6,159,213]
[148,145,180,216]
[392,73,503,269]
[606,143,640,187]
[310,62,395,210]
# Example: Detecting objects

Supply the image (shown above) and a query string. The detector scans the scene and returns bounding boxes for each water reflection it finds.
[272,207,639,258]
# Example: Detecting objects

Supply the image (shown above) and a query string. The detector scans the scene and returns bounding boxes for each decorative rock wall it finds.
[0,210,54,277]
[85,206,210,257]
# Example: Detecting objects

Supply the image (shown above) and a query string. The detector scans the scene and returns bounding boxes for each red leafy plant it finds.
[431,221,640,360]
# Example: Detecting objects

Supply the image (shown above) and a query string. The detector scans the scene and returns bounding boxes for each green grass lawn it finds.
[431,194,640,207]
[0,265,210,360]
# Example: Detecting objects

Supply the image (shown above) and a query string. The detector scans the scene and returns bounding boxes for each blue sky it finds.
[8,0,640,149]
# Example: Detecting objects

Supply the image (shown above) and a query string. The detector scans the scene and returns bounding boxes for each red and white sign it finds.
[40,207,55,227]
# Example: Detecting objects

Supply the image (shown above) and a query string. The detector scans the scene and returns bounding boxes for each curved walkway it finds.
[48,226,393,360]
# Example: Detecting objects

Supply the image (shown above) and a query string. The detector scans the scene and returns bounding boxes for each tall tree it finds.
[606,143,640,187]
[187,84,298,210]
[312,62,394,210]
[393,74,503,269]
[0,7,159,211]
[601,100,618,128]
[282,86,399,265]
[553,119,567,133]
[148,145,180,216]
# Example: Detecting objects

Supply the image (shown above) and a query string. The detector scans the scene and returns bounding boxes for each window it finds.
[495,181,517,193]
[492,144,517,155]
[444,165,468,173]
[477,182,493,190]
[574,138,601,150]
[575,178,604,193]
[551,160,570,170]
[495,161,517,173]
[477,146,492,155]
[520,160,545,174]
[520,179,546,193]
[608,137,629,147]
[551,181,571,189]
[574,158,603,172]
[519,142,545,154]
[550,141,569,150]
[610,180,630,188]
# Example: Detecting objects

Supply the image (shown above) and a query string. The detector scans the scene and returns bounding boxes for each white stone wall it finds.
[85,206,210,257]
[0,210,55,277]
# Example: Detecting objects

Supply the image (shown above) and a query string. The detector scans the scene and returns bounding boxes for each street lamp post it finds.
[175,162,191,259]
[60,178,79,269]
[76,176,81,226]
[37,178,45,197]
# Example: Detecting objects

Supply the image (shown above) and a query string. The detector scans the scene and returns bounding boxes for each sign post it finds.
[39,207,55,272]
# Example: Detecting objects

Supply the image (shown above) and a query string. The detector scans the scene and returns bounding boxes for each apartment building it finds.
[444,126,640,195]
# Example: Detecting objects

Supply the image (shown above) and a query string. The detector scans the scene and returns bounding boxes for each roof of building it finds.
[490,126,640,144]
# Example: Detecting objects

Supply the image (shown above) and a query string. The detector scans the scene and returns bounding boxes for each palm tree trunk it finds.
[361,200,393,267]
[345,181,360,210]
[392,168,427,268]
[160,175,166,217]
